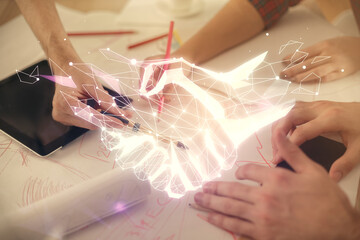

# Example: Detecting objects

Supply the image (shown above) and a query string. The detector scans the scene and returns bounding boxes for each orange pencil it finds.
[128,33,168,49]
[68,30,136,36]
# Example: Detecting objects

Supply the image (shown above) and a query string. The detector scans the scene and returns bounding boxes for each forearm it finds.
[15,0,80,65]
[172,0,264,65]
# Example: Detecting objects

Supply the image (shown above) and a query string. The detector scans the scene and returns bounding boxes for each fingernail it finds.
[194,192,204,204]
[331,171,343,182]
[272,153,280,164]
[203,183,213,193]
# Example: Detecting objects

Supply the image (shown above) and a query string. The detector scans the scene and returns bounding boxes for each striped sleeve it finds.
[248,0,302,29]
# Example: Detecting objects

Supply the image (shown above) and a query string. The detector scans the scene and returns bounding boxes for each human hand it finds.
[51,59,132,130]
[272,101,360,181]
[280,36,360,82]
[140,54,193,103]
[193,132,360,240]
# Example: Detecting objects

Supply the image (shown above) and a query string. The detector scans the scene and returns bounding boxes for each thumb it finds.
[329,146,360,182]
[275,130,314,173]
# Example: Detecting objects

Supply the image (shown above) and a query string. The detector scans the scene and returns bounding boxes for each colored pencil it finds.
[127,33,168,49]
[157,21,174,117]
[99,110,188,150]
[68,30,136,37]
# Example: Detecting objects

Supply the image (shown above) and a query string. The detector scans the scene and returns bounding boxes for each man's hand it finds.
[194,132,360,240]
[140,54,193,103]
[281,36,360,82]
[272,101,360,181]
[52,60,132,130]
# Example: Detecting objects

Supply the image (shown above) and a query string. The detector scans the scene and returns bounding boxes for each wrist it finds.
[46,34,81,69]
[171,47,197,65]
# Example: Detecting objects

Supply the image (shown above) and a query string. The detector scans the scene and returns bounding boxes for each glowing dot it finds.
[112,103,116,107]
[69,76,72,79]
[296,49,299,52]
[302,65,306,69]
[121,114,124,117]
[64,38,67,41]
[90,113,94,116]
[149,131,152,134]
[98,100,101,104]
[96,86,99,89]
[265,33,269,36]
[341,69,344,72]
[112,97,115,100]
[131,59,137,65]
[275,76,280,80]
[36,78,40,81]
[107,48,110,51]
[191,63,195,67]
[180,57,184,60]
[152,112,157,116]
[171,125,175,128]
[315,92,319,95]
[101,138,104,141]
[156,133,159,137]
[182,109,186,113]
[101,127,105,131]
[69,62,73,66]
[74,112,78,115]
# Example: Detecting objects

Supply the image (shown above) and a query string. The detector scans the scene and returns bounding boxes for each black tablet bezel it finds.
[0,60,132,156]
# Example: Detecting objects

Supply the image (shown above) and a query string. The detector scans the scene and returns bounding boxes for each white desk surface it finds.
[0,1,359,239]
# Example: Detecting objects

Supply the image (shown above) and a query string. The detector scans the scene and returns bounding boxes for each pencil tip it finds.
[177,141,189,150]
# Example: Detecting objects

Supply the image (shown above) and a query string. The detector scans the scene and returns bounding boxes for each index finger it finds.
[82,84,132,118]
[274,130,315,173]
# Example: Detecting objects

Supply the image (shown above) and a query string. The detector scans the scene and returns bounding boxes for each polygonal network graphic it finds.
[18,40,321,198]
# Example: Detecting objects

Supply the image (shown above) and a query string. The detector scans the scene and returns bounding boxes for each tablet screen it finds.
[0,60,88,156]
[0,60,132,156]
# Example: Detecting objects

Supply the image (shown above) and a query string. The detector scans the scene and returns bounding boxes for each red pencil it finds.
[128,33,168,49]
[68,30,136,36]
[157,21,174,117]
